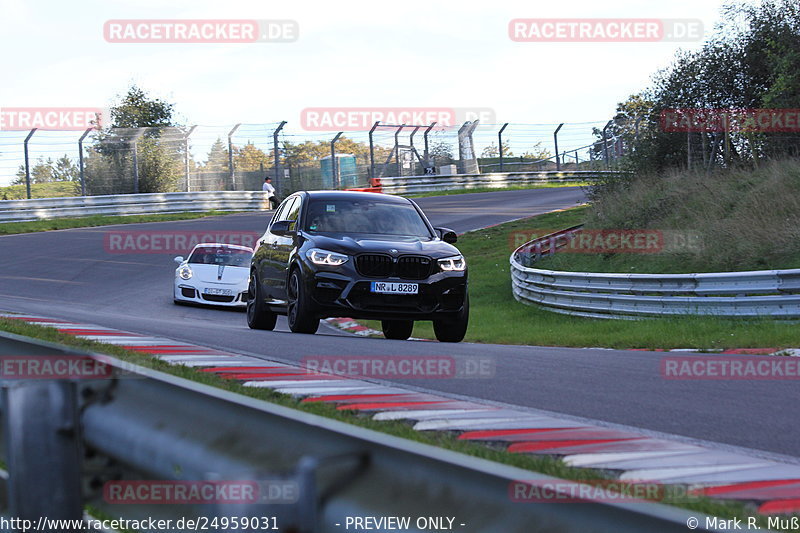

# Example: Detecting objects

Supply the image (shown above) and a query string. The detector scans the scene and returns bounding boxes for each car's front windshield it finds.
[188,247,252,266]
[304,199,433,238]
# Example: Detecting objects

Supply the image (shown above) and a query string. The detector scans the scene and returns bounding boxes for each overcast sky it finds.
[0,0,747,185]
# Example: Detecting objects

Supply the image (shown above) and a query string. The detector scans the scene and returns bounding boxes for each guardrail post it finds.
[184,125,197,192]
[78,128,92,197]
[330,132,343,189]
[228,124,242,191]
[3,380,83,522]
[273,121,287,192]
[23,128,37,200]
[368,121,380,180]
[498,123,509,172]
[553,123,564,171]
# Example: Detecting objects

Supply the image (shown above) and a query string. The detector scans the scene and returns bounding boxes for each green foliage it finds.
[609,0,800,173]
[86,84,185,194]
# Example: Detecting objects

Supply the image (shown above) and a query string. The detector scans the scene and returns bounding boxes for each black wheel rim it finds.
[247,275,256,322]
[287,273,299,325]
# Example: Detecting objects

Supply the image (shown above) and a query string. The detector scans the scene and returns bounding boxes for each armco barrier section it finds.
[510,228,800,319]
[0,330,713,532]
[0,190,272,222]
[372,170,621,195]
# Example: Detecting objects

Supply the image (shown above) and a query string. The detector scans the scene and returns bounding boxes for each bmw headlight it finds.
[438,254,466,272]
[306,248,349,266]
[178,266,193,280]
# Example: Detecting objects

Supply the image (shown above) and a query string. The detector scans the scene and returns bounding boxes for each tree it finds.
[14,157,55,184]
[110,85,176,129]
[232,142,270,171]
[203,138,230,171]
[521,142,552,161]
[481,141,513,158]
[87,84,185,194]
[53,155,79,182]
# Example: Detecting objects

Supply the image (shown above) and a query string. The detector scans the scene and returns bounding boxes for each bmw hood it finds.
[305,233,461,258]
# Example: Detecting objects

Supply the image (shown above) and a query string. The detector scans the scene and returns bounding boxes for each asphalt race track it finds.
[1,187,797,461]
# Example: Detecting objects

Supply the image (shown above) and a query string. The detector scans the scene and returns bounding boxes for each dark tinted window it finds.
[304,198,432,238]
[188,247,252,267]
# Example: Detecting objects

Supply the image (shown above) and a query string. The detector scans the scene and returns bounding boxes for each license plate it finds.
[370,282,418,295]
[204,288,233,296]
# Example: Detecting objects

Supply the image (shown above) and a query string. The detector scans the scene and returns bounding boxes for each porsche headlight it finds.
[438,254,466,272]
[306,248,349,266]
[178,266,193,280]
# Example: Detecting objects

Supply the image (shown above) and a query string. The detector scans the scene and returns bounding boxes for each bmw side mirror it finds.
[436,227,458,244]
[270,220,296,236]
[174,256,184,264]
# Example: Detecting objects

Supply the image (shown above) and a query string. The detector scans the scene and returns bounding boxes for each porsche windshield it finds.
[188,247,252,266]
[304,199,433,238]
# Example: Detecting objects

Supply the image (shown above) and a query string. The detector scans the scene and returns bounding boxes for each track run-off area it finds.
[1,186,798,462]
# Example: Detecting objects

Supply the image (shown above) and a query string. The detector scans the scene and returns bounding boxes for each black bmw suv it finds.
[246,190,469,342]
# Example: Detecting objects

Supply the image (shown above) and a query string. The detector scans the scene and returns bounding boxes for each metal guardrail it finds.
[371,170,622,195]
[0,330,722,532]
[0,191,272,223]
[510,227,800,319]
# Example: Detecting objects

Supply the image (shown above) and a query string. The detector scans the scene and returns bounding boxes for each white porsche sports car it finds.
[173,243,253,307]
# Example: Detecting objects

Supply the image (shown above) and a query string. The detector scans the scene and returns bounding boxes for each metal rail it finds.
[510,228,800,319]
[0,191,272,223]
[0,330,723,532]
[372,170,621,195]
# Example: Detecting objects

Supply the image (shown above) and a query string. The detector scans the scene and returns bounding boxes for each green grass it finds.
[361,206,800,349]
[0,181,81,200]
[0,210,244,236]
[405,182,589,198]
[0,316,777,529]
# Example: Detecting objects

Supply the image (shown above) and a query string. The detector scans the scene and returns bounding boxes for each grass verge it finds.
[361,206,799,349]
[0,316,775,528]
[0,181,81,200]
[0,210,247,236]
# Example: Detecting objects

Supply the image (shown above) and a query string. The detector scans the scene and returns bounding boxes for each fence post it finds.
[423,122,436,171]
[330,132,343,189]
[602,120,613,170]
[23,128,37,200]
[132,138,140,193]
[394,125,405,177]
[78,128,92,197]
[4,380,83,522]
[553,123,564,171]
[273,121,287,194]
[184,125,197,192]
[498,123,509,172]
[368,121,380,180]
[228,123,241,190]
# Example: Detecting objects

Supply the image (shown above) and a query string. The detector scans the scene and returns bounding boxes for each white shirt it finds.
[262,182,275,196]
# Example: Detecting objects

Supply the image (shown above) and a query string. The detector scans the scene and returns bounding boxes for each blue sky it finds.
[0,0,743,185]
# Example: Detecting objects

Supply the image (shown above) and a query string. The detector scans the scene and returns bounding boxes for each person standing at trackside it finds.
[263,177,278,209]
